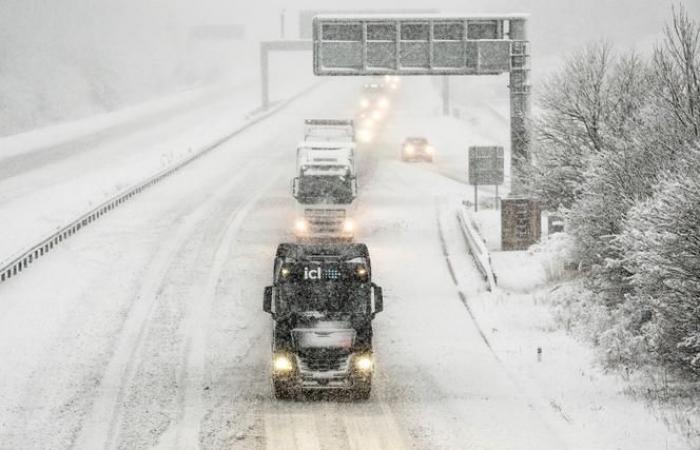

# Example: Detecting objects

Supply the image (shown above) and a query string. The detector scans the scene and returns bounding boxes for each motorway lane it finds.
[1,76,577,450]
[0,78,354,449]
[182,78,570,449]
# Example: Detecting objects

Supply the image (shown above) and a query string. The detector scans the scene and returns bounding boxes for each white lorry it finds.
[292,120,357,240]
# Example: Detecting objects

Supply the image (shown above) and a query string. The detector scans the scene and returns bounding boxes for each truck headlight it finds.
[354,355,373,372]
[343,219,354,233]
[377,96,390,109]
[294,219,308,233]
[426,145,435,154]
[273,354,294,372]
[404,145,414,154]
[360,98,370,109]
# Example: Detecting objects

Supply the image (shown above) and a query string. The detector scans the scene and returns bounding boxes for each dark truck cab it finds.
[263,243,383,400]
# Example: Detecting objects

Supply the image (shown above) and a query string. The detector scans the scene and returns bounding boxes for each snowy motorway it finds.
[0,78,680,450]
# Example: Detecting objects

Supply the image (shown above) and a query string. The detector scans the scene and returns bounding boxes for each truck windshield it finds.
[297,175,353,203]
[279,282,370,314]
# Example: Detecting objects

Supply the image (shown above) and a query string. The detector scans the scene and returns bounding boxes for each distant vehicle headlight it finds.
[426,145,435,154]
[377,96,390,109]
[360,98,370,109]
[273,354,294,372]
[371,109,383,121]
[354,355,373,372]
[404,144,414,154]
[357,129,373,143]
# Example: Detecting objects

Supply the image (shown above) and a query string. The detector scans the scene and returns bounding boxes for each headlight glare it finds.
[273,354,293,372]
[355,355,373,372]
[358,129,373,143]
[343,219,354,233]
[295,219,307,233]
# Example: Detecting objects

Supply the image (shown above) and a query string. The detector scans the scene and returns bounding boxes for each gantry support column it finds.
[259,40,313,110]
[508,18,530,195]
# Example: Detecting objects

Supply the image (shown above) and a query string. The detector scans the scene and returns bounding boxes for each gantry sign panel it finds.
[313,14,527,76]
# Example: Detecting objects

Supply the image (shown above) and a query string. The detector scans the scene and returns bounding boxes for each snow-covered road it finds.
[0,71,314,265]
[0,77,688,449]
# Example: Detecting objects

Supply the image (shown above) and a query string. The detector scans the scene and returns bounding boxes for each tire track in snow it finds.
[163,169,282,449]
[72,160,262,450]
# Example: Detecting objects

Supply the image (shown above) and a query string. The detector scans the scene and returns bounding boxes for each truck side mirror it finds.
[291,177,299,198]
[263,286,273,314]
[372,283,383,315]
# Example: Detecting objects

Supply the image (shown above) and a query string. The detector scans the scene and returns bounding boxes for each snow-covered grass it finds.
[464,204,700,448]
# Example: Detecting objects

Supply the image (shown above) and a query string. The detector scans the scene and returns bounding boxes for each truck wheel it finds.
[273,380,293,400]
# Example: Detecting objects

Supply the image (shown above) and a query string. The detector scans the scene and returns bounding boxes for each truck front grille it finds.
[298,351,350,372]
[305,209,346,233]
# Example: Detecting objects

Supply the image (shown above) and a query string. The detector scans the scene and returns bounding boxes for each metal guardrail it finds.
[0,83,321,285]
[456,203,497,291]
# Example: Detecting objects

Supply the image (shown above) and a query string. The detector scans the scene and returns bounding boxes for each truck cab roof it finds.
[276,243,368,259]
[297,141,356,150]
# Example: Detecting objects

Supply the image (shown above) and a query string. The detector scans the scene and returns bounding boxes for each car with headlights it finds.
[263,243,383,400]
[401,137,434,162]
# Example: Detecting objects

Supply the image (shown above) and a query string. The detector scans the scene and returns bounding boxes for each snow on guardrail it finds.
[0,83,321,285]
[456,202,497,291]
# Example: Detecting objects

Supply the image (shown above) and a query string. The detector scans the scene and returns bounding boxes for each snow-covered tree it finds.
[615,144,700,375]
[528,43,652,212]
[535,6,700,378]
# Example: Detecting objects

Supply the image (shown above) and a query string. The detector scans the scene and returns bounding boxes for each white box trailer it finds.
[292,120,358,240]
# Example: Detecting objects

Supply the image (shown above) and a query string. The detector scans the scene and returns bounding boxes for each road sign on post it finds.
[468,146,504,212]
[468,146,504,185]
